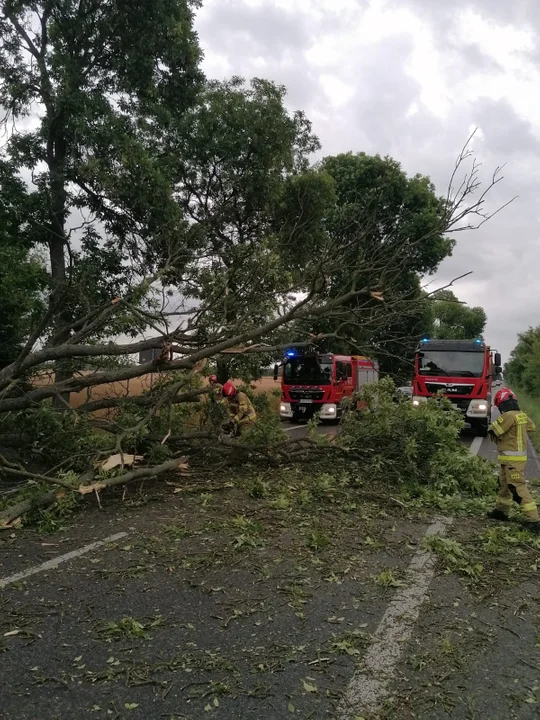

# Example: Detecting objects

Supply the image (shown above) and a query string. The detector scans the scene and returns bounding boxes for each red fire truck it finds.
[412,338,502,436]
[274,349,379,423]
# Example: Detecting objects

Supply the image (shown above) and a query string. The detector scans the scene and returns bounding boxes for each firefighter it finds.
[221,381,257,436]
[487,387,540,531]
[208,374,223,400]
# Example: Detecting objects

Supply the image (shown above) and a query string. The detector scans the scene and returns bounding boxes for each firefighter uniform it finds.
[203,382,225,427]
[489,410,539,522]
[210,383,223,400]
[225,391,257,435]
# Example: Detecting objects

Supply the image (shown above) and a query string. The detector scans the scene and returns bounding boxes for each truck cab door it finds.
[334,362,345,401]
[344,362,353,397]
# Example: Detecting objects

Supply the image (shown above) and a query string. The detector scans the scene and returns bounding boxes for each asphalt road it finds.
[282,418,479,451]
[2,411,540,719]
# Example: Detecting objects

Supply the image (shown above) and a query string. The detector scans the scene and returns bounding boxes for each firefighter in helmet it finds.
[488,388,540,531]
[221,381,257,436]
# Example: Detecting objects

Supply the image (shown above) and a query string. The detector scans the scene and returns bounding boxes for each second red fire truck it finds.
[275,349,379,423]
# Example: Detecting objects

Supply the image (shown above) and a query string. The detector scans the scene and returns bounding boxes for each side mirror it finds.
[494,353,502,368]
[273,364,279,382]
[495,365,502,375]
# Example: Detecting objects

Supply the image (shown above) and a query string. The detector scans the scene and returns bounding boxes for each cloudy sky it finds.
[194,0,540,360]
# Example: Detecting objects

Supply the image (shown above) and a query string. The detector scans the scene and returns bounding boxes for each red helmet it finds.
[209,374,217,384]
[494,387,516,408]
[222,381,237,397]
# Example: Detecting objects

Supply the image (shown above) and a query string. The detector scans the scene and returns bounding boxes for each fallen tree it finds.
[0,0,512,526]
[0,378,497,528]
[0,132,511,524]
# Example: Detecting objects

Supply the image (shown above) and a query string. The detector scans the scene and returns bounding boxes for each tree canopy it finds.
[427,290,487,341]
[0,0,506,515]
[0,160,48,367]
[295,152,456,378]
[505,326,540,396]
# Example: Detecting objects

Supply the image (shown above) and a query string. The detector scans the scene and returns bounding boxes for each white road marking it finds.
[283,425,305,432]
[337,434,486,718]
[336,517,452,719]
[469,435,484,456]
[0,532,128,590]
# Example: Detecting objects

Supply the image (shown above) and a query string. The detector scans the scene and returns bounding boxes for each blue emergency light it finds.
[421,338,429,343]
[286,349,296,357]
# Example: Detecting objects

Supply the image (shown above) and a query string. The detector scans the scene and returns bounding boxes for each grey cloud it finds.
[351,35,421,147]
[312,34,424,156]
[473,97,540,156]
[198,1,313,61]
[194,0,540,359]
[197,0,327,112]
[395,0,540,34]
[445,42,504,79]
[391,0,540,75]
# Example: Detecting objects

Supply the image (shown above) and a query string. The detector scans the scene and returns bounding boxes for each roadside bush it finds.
[336,378,496,496]
[236,386,287,445]
[0,403,111,474]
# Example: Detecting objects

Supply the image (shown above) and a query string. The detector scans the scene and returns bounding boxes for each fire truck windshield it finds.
[283,357,333,385]
[418,350,484,377]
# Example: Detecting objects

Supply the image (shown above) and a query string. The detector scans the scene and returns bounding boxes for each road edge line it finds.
[469,435,483,456]
[336,434,484,717]
[335,516,452,718]
[0,532,128,590]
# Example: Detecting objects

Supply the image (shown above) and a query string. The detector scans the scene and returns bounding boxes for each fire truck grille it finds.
[448,399,471,413]
[289,389,325,401]
[425,383,475,396]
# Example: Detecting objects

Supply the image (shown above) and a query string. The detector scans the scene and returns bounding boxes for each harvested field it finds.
[32,371,281,417]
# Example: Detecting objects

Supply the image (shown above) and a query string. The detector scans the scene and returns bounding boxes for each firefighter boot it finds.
[524,521,540,534]
[487,508,509,522]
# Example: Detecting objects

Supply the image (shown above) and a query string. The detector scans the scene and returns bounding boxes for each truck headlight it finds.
[320,404,337,417]
[467,400,489,416]
[412,396,427,407]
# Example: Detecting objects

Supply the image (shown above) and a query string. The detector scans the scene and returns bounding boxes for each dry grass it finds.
[32,371,281,416]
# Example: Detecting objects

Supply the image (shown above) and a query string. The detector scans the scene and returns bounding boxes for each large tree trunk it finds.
[216,358,230,385]
[46,110,72,408]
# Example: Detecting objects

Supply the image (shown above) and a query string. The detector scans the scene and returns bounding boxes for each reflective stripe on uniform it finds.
[491,422,504,436]
[516,413,527,452]
[498,450,527,461]
[498,498,513,507]
[522,501,537,512]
